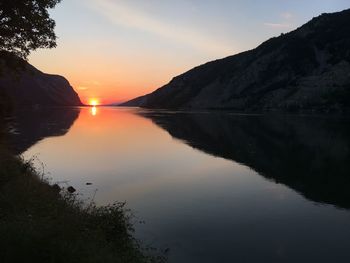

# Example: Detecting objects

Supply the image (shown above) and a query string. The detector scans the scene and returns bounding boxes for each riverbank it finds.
[0,128,163,263]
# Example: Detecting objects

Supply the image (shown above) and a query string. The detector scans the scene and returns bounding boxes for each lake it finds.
[9,106,350,263]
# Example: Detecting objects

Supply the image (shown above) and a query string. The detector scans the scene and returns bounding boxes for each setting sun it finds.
[89,99,99,106]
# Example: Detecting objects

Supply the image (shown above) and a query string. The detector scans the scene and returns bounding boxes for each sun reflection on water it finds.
[91,106,97,116]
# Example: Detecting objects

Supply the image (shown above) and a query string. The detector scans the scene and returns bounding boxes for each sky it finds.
[29,0,350,105]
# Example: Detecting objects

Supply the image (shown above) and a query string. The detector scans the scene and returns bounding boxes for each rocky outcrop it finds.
[0,58,82,108]
[123,9,350,112]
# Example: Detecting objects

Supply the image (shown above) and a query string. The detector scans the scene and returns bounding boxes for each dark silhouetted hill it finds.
[0,54,82,110]
[123,9,350,112]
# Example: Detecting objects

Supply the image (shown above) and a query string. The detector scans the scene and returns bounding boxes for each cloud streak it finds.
[264,12,295,29]
[77,86,89,90]
[85,0,234,55]
[280,12,294,20]
[264,22,293,29]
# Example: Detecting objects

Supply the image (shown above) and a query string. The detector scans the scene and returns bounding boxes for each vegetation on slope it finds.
[123,9,350,112]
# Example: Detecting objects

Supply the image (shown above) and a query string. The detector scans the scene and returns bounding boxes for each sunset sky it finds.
[29,0,349,105]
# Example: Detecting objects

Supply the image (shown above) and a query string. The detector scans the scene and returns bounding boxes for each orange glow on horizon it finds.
[89,99,100,106]
[31,49,197,105]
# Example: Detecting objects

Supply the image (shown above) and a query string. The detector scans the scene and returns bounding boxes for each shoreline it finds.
[0,126,164,263]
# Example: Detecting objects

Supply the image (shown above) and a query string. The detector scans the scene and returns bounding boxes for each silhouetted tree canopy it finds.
[0,0,61,60]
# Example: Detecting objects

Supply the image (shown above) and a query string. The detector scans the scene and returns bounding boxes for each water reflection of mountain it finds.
[141,111,350,209]
[7,107,80,154]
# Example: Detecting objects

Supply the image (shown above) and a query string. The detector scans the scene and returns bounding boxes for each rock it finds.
[67,186,76,193]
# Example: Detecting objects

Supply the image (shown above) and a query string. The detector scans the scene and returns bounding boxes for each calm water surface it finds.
[10,107,350,263]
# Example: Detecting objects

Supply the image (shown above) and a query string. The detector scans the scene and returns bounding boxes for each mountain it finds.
[140,111,350,209]
[0,56,82,110]
[123,9,350,112]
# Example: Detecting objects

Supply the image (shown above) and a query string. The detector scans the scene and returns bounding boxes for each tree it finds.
[0,0,61,60]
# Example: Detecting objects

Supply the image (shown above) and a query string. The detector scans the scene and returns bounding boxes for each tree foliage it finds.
[0,0,61,60]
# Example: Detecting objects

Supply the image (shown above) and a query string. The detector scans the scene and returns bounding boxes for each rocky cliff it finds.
[123,9,350,112]
[0,57,82,109]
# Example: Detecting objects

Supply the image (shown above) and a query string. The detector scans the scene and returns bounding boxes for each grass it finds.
[0,130,165,263]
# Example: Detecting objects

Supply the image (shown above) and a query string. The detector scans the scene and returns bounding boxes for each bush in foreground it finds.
[0,145,164,263]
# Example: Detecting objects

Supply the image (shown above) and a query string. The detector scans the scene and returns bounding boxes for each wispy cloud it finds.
[85,0,234,55]
[264,12,294,29]
[77,86,89,90]
[280,12,294,20]
[263,23,293,29]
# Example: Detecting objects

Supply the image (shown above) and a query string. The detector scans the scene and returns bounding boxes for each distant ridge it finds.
[122,9,350,112]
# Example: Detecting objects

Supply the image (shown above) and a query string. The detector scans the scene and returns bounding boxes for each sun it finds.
[89,99,99,106]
